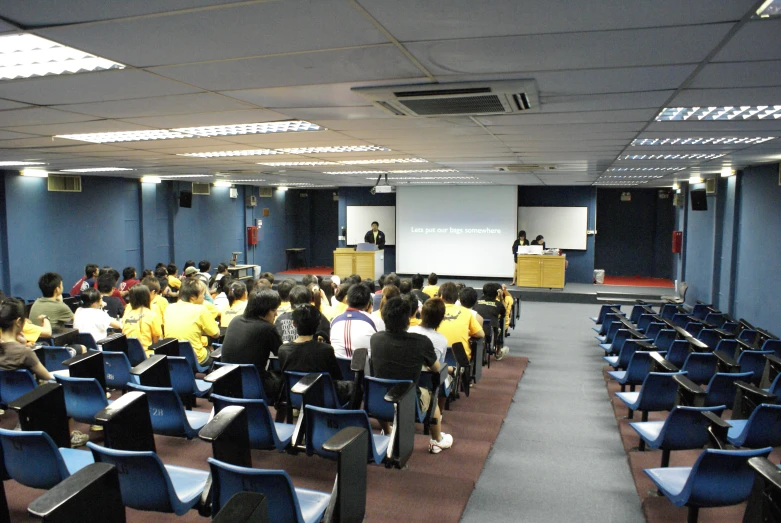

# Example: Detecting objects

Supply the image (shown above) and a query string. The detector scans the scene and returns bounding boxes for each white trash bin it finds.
[593,269,605,284]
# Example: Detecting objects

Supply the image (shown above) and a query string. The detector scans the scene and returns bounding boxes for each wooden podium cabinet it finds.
[333,248,384,280]
[514,254,566,289]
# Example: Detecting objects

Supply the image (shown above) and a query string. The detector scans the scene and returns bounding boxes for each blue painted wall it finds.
[732,165,781,334]
[0,171,9,294]
[337,187,397,274]
[682,183,717,304]
[244,187,295,274]
[518,186,597,283]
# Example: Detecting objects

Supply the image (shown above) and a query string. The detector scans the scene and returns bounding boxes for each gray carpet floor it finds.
[461,302,645,523]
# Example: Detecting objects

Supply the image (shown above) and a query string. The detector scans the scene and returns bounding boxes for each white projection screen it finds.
[346,206,396,245]
[517,206,588,250]
[397,186,517,277]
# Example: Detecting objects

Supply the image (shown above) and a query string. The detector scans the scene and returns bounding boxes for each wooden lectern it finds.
[514,254,566,289]
[333,247,383,280]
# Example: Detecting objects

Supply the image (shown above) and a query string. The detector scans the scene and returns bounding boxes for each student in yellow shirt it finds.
[502,284,514,333]
[140,276,168,321]
[167,263,182,291]
[220,281,248,328]
[122,285,163,355]
[164,279,219,365]
[422,272,440,298]
[23,315,52,345]
[436,282,484,359]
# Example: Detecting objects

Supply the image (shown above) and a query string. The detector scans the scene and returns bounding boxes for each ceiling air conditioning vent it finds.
[353,80,538,117]
[494,164,557,172]
[192,182,210,195]
[48,174,82,192]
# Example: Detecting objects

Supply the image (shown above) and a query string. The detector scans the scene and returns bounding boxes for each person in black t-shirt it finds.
[472,282,508,360]
[410,273,429,305]
[278,304,353,405]
[220,289,284,401]
[370,297,453,454]
[275,285,330,344]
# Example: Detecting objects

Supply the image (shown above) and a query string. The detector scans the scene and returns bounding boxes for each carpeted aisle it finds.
[0,356,526,522]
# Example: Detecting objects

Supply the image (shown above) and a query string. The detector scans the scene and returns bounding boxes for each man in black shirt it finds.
[370,297,453,454]
[278,304,352,405]
[275,285,330,343]
[472,282,508,360]
[410,273,429,305]
[220,289,284,401]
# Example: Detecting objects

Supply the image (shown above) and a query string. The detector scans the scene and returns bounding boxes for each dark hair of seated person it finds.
[362,279,376,293]
[122,266,136,281]
[179,279,204,302]
[459,287,478,308]
[277,278,297,301]
[167,263,178,276]
[381,296,411,334]
[346,283,371,309]
[428,272,438,285]
[80,288,102,308]
[385,273,400,288]
[349,273,362,283]
[97,273,116,294]
[412,273,424,289]
[244,288,281,319]
[38,272,63,297]
[438,282,459,304]
[377,274,386,288]
[141,276,161,294]
[335,282,352,303]
[198,260,211,272]
[0,297,25,332]
[289,285,313,307]
[292,304,321,336]
[128,285,151,309]
[482,282,502,300]
[399,279,412,295]
[85,264,99,278]
[420,298,446,330]
[260,272,275,284]
[300,274,317,287]
[227,281,247,306]
[402,294,418,319]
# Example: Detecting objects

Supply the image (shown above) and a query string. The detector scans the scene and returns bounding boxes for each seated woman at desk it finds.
[531,235,545,248]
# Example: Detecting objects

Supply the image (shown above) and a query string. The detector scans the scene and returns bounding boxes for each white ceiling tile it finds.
[36,1,389,67]
[671,87,781,106]
[116,109,294,129]
[0,107,97,127]
[0,99,29,110]
[0,130,36,140]
[647,121,781,133]
[55,93,254,119]
[274,106,398,121]
[713,20,781,62]
[688,61,781,89]
[405,25,732,75]
[0,69,201,105]
[8,120,153,136]
[541,91,675,113]
[475,110,658,125]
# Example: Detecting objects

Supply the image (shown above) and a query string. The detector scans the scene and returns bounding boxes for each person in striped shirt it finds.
[330,283,385,358]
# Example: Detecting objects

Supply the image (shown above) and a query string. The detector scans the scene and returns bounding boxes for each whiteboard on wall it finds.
[346,206,396,245]
[518,206,588,250]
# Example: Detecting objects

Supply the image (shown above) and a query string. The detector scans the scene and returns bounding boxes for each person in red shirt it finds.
[118,266,139,298]
[70,264,98,296]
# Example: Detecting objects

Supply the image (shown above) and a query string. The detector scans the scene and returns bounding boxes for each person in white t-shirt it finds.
[330,283,384,358]
[73,288,122,344]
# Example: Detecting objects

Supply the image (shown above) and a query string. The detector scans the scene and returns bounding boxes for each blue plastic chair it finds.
[126,383,210,439]
[704,312,725,327]
[606,351,654,392]
[41,347,74,372]
[593,312,624,339]
[714,339,738,356]
[76,332,99,351]
[168,356,211,400]
[726,404,781,448]
[629,304,654,324]
[213,362,267,400]
[736,350,774,386]
[335,356,355,382]
[87,442,210,515]
[760,339,781,358]
[207,458,330,522]
[679,352,718,385]
[702,371,754,407]
[54,375,111,424]
[645,447,772,523]
[598,329,631,355]
[363,376,427,424]
[126,337,148,366]
[103,351,134,391]
[739,329,758,345]
[630,405,725,467]
[636,314,657,334]
[284,371,347,411]
[604,339,649,371]
[684,322,704,338]
[645,322,666,342]
[691,303,714,320]
[671,313,690,329]
[660,304,679,321]
[697,329,722,351]
[0,428,94,489]
[589,304,621,324]
[653,329,677,351]
[616,372,686,421]
[177,340,210,374]
[596,319,623,346]
[665,340,692,368]
[211,394,293,451]
[305,405,390,465]
[0,369,36,406]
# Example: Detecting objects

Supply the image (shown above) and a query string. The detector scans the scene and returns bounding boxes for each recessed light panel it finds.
[223,179,267,182]
[57,130,194,143]
[278,146,390,154]
[593,181,648,186]
[607,167,683,171]
[179,149,281,158]
[338,158,426,165]
[632,137,775,146]
[754,0,781,18]
[366,176,476,180]
[173,120,323,137]
[325,167,449,175]
[257,161,339,166]
[157,174,213,178]
[601,175,665,179]
[60,167,134,172]
[656,106,781,121]
[0,161,46,166]
[621,154,725,160]
[0,34,124,81]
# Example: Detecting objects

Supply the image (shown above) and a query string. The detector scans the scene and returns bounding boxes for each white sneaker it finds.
[90,424,103,432]
[429,432,454,454]
[71,430,89,448]
[495,346,510,360]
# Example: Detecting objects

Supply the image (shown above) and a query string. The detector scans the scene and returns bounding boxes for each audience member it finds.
[30,272,74,329]
[220,288,283,400]
[209,263,229,291]
[473,283,509,359]
[331,282,351,316]
[196,260,211,286]
[372,285,399,325]
[459,287,485,324]
[411,273,430,305]
[423,272,440,298]
[276,278,296,317]
[167,263,182,291]
[73,288,122,343]
[436,282,484,360]
[212,276,232,309]
[98,273,124,318]
[70,264,99,296]
[409,297,448,364]
[278,304,352,405]
[384,273,400,288]
[122,285,163,355]
[331,283,384,358]
[220,281,248,328]
[180,260,196,279]
[118,266,139,297]
[164,279,219,366]
[140,276,168,323]
[370,296,452,454]
[260,272,275,285]
[348,273,362,284]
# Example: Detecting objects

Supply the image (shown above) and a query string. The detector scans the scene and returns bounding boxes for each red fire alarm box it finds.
[672,231,682,253]
[247,226,258,245]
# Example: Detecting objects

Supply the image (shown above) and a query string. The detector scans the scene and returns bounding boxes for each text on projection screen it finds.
[396,186,517,277]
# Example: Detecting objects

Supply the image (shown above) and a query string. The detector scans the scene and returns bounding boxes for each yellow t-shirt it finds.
[437,303,483,359]
[168,275,182,290]
[220,300,247,328]
[122,307,163,354]
[503,295,513,328]
[409,317,421,327]
[422,285,440,298]
[164,301,219,364]
[152,295,168,323]
[331,301,348,317]
[23,320,42,344]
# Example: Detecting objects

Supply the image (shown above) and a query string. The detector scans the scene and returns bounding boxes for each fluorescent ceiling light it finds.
[157,174,213,178]
[20,168,48,178]
[213,181,233,187]
[593,181,648,186]
[621,154,725,160]
[403,181,490,185]
[632,137,775,146]
[57,130,193,143]
[277,146,390,154]
[60,167,134,173]
[688,176,703,184]
[367,176,476,181]
[672,183,680,190]
[656,106,781,121]
[721,168,736,177]
[0,161,46,166]
[173,120,322,137]
[276,186,289,191]
[338,158,426,165]
[223,179,266,182]
[606,167,684,172]
[326,167,448,175]
[180,149,281,158]
[754,0,781,17]
[257,161,339,167]
[0,34,124,81]
[140,176,161,184]
[601,175,665,179]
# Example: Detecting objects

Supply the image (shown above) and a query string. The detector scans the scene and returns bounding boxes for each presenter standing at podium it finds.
[510,230,529,285]
[364,221,385,250]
